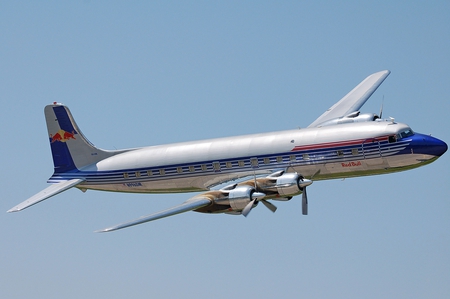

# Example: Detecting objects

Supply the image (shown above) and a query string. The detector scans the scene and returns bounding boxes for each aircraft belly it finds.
[386,153,434,168]
[80,179,206,193]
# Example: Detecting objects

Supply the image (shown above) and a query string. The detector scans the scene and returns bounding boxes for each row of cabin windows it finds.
[122,148,362,178]
[338,148,360,157]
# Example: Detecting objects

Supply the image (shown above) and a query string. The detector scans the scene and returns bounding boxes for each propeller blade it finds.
[261,200,277,213]
[302,188,308,215]
[242,199,256,217]
[379,97,384,119]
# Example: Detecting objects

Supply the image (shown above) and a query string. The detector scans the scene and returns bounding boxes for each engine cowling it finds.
[276,173,303,197]
[190,185,265,215]
[317,112,379,127]
[228,185,264,212]
[253,172,312,199]
[192,173,312,215]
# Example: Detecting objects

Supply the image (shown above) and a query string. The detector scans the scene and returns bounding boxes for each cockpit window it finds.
[388,135,397,143]
[398,128,414,139]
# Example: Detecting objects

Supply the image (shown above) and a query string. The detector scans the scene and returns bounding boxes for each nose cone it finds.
[425,135,447,157]
[438,140,448,156]
[412,133,447,157]
[438,138,448,156]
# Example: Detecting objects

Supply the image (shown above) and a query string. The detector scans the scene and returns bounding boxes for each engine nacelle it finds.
[228,185,264,211]
[193,173,311,214]
[191,185,265,215]
[276,173,303,197]
[317,112,379,127]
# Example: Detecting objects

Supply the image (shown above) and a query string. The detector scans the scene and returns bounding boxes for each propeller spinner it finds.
[242,191,273,217]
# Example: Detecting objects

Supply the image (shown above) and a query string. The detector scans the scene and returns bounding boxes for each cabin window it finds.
[189,166,195,172]
[147,170,153,176]
[251,158,259,167]
[302,154,310,160]
[290,155,296,161]
[201,164,207,171]
[238,160,245,167]
[123,173,129,179]
[337,150,344,157]
[389,135,397,143]
[264,158,270,164]
[177,167,183,174]
[276,156,283,163]
[352,148,359,156]
[135,172,141,178]
[213,162,221,171]
[226,162,232,168]
[159,169,165,175]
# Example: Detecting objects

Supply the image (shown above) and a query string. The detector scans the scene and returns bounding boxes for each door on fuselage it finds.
[362,138,385,167]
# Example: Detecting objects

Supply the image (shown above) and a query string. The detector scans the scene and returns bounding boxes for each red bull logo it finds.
[50,129,76,143]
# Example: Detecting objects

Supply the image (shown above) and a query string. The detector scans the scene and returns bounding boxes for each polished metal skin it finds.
[8,71,447,232]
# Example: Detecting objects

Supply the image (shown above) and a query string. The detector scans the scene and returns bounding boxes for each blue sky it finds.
[1,1,449,298]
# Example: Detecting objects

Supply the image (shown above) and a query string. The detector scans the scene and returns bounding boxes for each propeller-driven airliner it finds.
[8,70,447,232]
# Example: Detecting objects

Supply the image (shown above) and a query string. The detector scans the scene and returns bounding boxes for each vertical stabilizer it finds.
[45,103,117,173]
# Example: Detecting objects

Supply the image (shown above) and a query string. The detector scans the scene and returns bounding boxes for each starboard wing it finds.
[307,70,390,128]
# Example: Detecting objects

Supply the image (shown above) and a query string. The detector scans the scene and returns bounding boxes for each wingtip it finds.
[376,70,391,78]
[94,227,115,233]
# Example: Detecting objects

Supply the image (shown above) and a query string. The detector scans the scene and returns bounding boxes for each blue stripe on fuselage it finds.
[49,136,411,184]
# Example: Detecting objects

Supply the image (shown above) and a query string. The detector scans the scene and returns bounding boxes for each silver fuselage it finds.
[49,120,445,194]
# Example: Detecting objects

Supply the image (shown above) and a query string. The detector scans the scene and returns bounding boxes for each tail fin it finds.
[45,103,116,173]
[7,104,121,212]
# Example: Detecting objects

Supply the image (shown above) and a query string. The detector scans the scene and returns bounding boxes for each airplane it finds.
[8,70,447,232]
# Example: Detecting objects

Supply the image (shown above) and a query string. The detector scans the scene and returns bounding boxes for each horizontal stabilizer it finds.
[97,197,212,232]
[7,179,84,212]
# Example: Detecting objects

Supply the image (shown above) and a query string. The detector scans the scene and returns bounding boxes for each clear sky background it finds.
[1,1,449,299]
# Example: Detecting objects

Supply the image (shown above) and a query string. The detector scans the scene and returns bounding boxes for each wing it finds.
[7,179,85,212]
[97,197,212,232]
[307,70,390,128]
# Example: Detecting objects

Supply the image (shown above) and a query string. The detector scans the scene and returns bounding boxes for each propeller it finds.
[242,171,278,217]
[261,199,277,213]
[302,187,308,215]
[379,97,384,119]
[298,177,312,215]
[242,174,313,217]
[242,198,256,217]
[242,191,276,217]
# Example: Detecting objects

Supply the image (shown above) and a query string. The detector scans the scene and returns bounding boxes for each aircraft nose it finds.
[436,138,448,156]
[414,134,447,157]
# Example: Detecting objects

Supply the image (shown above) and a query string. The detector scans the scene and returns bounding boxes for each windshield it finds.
[398,128,414,139]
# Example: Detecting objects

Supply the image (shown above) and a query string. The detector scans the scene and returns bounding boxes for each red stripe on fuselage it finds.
[291,136,390,152]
